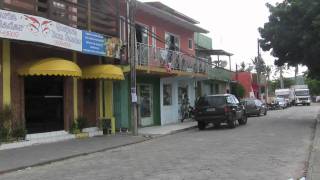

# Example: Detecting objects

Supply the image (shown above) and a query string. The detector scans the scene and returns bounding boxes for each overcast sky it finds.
[140,0,304,77]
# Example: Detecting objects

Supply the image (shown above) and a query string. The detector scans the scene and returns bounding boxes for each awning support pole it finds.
[2,39,11,107]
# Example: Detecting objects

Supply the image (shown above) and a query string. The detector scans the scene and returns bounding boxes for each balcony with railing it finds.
[136,43,209,75]
[0,0,119,36]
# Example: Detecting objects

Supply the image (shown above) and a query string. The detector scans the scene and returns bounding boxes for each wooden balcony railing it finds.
[0,0,119,37]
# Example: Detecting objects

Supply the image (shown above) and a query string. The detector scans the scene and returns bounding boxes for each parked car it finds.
[194,94,247,130]
[276,97,288,109]
[241,98,267,116]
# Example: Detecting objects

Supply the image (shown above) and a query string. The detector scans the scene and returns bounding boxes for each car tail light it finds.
[224,106,230,113]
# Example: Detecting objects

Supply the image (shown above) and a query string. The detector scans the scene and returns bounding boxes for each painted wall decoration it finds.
[0,9,82,51]
[0,9,122,59]
[106,37,121,59]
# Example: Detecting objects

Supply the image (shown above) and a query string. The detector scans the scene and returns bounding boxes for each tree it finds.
[259,0,320,79]
[252,56,266,99]
[305,77,320,95]
[264,66,272,101]
[239,61,246,72]
[270,78,295,92]
[231,83,245,99]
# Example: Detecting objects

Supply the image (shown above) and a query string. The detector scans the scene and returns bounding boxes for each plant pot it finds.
[75,132,89,139]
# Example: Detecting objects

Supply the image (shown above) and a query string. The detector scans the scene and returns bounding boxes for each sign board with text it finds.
[0,9,82,51]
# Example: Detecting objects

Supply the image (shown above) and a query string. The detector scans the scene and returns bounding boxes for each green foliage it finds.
[11,125,27,140]
[306,78,320,95]
[259,0,320,79]
[0,127,10,142]
[231,83,246,99]
[269,78,295,92]
[239,61,246,72]
[69,121,80,134]
[0,105,13,142]
[76,116,88,132]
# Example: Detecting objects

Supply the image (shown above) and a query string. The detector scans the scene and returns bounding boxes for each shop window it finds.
[163,84,172,106]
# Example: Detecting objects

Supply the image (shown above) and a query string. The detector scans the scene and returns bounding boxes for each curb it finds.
[0,137,150,175]
[140,125,197,138]
[306,112,320,180]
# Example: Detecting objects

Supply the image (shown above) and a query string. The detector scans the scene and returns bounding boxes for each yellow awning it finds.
[82,65,124,80]
[18,58,82,77]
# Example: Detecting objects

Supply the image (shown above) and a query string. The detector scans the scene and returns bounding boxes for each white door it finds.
[138,84,153,127]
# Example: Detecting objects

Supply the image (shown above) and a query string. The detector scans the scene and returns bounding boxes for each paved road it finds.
[1,104,319,180]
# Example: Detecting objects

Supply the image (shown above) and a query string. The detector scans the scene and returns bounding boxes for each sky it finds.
[140,0,305,78]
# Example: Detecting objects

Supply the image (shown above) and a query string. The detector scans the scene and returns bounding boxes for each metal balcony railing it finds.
[136,43,209,74]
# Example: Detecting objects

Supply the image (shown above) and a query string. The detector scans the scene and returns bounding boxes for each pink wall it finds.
[119,2,195,56]
[233,72,253,98]
[135,12,195,56]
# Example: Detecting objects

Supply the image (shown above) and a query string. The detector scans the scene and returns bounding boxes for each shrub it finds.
[0,127,10,142]
[11,125,27,140]
[76,116,88,132]
[0,105,13,143]
[69,121,80,134]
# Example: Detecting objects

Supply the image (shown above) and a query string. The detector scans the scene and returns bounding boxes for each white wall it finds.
[160,77,196,125]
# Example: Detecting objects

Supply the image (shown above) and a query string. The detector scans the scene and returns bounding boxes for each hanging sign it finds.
[82,31,106,56]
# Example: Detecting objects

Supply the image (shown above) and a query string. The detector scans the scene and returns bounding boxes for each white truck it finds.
[290,85,311,106]
[275,88,293,107]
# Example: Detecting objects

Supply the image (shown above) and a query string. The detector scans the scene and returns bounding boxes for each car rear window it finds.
[196,96,226,107]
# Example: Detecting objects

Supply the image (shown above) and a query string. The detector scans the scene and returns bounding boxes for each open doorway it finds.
[25,76,64,133]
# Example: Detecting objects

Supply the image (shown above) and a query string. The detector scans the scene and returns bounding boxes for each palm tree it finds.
[264,66,272,103]
[252,56,266,99]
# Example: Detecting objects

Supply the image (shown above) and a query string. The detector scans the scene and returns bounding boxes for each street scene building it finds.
[0,1,319,180]
[0,0,125,139]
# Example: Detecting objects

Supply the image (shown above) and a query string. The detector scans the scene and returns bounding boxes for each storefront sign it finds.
[0,9,82,51]
[82,31,106,56]
[0,9,122,58]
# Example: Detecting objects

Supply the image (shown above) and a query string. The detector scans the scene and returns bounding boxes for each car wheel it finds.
[228,116,236,129]
[238,115,247,125]
[257,110,261,116]
[198,121,206,130]
[264,110,267,116]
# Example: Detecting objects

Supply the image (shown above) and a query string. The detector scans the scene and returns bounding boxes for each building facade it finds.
[0,0,124,137]
[117,1,210,127]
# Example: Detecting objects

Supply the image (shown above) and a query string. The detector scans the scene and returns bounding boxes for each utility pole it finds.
[280,66,284,88]
[127,0,138,135]
[257,39,262,99]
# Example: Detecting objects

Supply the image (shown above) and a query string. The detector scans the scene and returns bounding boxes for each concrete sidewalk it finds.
[307,113,320,180]
[0,121,196,175]
[0,135,149,174]
[138,120,197,137]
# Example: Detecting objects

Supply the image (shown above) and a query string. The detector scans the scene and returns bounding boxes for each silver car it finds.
[276,97,287,109]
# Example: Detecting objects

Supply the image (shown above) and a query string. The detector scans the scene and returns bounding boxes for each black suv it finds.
[194,94,247,130]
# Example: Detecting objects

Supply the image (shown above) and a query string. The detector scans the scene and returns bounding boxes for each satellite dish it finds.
[220,61,228,68]
[213,60,228,68]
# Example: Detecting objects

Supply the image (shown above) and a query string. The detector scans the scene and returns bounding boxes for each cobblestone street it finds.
[1,105,318,180]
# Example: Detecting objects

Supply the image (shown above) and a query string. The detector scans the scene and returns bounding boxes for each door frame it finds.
[137,83,154,127]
